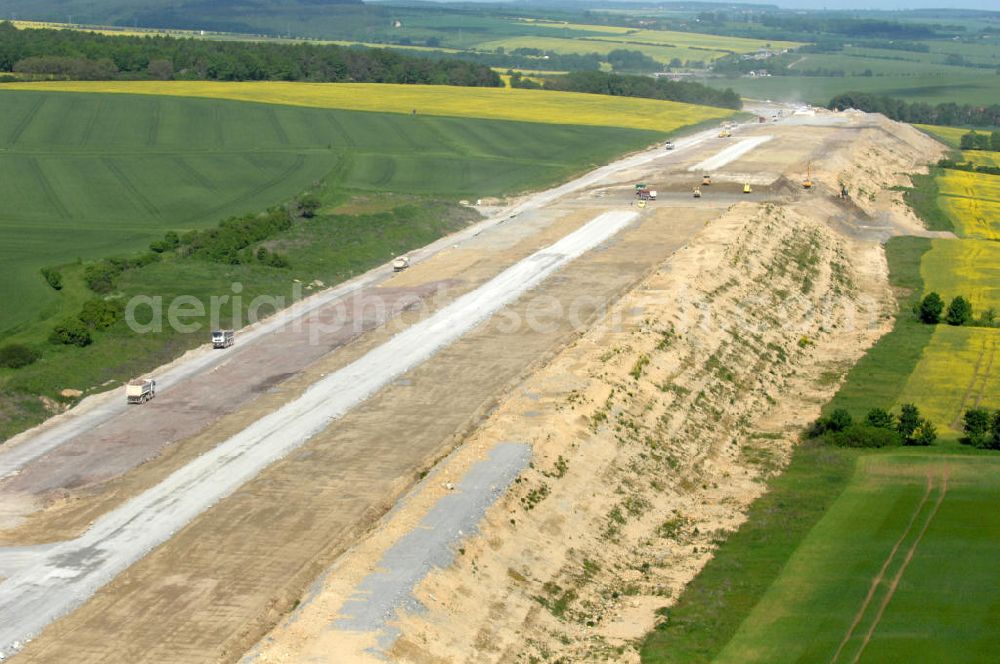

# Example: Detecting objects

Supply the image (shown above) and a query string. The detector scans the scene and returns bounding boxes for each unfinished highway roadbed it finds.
[0,108,939,663]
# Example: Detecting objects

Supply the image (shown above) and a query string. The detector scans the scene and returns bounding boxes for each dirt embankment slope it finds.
[247,115,941,664]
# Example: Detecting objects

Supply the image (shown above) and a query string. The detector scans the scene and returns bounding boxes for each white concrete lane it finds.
[0,209,638,658]
[0,123,723,480]
[689,135,773,172]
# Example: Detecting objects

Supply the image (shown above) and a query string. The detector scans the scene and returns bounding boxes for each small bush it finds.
[297,193,321,218]
[865,407,895,430]
[0,344,41,369]
[945,295,973,326]
[826,424,901,448]
[909,420,937,447]
[49,318,93,347]
[40,267,63,291]
[84,253,161,293]
[150,230,181,253]
[963,408,993,447]
[808,408,852,437]
[896,403,921,441]
[78,298,125,330]
[917,292,944,324]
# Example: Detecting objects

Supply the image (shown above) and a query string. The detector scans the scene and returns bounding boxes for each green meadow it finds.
[0,89,659,339]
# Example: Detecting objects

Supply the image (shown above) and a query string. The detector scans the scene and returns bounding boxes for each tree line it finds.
[958,130,1000,151]
[538,71,742,110]
[828,91,1000,129]
[809,404,937,447]
[916,292,996,328]
[963,408,1000,449]
[0,22,501,87]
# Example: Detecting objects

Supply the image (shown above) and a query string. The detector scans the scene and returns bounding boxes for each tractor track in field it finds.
[950,336,994,428]
[25,157,71,221]
[146,99,161,147]
[325,113,357,147]
[172,155,217,192]
[969,336,996,411]
[78,99,106,147]
[850,471,949,664]
[212,105,225,149]
[265,107,290,146]
[102,157,162,219]
[185,153,309,223]
[6,96,45,147]
[830,474,934,664]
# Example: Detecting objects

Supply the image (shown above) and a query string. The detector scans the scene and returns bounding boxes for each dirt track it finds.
[0,109,946,662]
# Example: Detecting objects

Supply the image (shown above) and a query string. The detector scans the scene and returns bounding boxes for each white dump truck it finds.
[393,256,410,272]
[212,329,235,349]
[126,378,156,405]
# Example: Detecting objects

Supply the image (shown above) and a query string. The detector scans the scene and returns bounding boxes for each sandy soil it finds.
[5,201,714,663]
[244,113,942,664]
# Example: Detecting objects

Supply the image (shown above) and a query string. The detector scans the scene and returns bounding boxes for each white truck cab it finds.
[212,330,235,349]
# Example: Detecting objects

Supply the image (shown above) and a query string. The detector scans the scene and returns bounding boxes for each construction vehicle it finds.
[743,182,752,194]
[637,200,646,209]
[126,378,156,405]
[664,141,675,150]
[392,256,410,272]
[803,163,814,190]
[212,329,235,349]
[718,129,731,138]
[693,187,702,198]
[635,188,657,201]
[702,174,712,186]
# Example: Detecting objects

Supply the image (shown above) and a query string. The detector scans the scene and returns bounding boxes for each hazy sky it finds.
[770,0,1000,9]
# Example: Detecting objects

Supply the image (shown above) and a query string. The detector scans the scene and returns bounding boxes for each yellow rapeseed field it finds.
[937,169,1000,240]
[896,326,1000,431]
[938,169,1000,202]
[12,20,151,37]
[473,35,729,63]
[515,19,633,34]
[963,151,1000,168]
[588,29,801,53]
[0,81,732,132]
[939,196,1000,240]
[915,124,967,148]
[922,239,1000,314]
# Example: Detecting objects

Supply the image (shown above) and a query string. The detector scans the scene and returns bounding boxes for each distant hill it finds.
[2,0,365,35]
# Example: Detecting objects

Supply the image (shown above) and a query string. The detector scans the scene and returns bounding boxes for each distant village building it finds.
[740,47,788,62]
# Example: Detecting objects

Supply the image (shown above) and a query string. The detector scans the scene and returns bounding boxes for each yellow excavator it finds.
[743,182,752,194]
[803,163,814,190]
